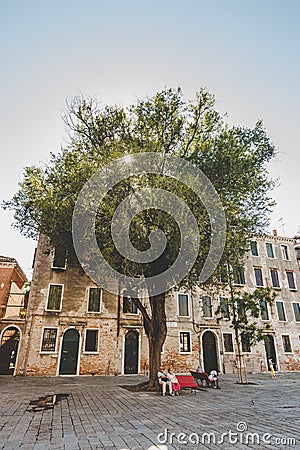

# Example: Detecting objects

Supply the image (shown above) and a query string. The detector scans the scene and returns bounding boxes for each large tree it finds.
[3,87,276,388]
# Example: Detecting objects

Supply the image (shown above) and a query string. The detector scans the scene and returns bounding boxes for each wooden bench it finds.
[190,371,219,389]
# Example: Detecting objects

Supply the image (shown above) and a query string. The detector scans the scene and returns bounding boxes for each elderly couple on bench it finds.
[157,366,180,396]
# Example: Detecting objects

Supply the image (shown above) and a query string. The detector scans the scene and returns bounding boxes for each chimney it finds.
[273,229,277,237]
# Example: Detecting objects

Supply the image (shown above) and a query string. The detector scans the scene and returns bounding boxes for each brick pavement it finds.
[0,372,299,449]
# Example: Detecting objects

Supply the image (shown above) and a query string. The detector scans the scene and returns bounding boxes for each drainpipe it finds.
[117,284,121,337]
[23,311,34,376]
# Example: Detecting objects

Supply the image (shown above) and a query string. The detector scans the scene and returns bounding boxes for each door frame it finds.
[0,325,22,376]
[264,333,280,372]
[57,327,81,376]
[201,329,220,373]
[122,329,140,375]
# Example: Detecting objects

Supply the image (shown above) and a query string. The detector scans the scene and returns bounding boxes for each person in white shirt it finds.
[208,369,219,388]
[157,366,173,396]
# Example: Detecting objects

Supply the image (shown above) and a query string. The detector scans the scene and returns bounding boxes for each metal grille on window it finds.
[180,332,190,352]
[41,328,57,352]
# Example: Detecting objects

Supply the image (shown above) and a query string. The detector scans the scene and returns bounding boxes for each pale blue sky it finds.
[1,0,300,277]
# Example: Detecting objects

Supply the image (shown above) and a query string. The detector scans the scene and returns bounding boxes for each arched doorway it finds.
[264,334,278,371]
[59,329,80,375]
[202,330,219,374]
[0,326,21,375]
[124,330,139,374]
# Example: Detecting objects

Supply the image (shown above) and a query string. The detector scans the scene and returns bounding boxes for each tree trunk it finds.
[233,325,248,384]
[146,292,167,390]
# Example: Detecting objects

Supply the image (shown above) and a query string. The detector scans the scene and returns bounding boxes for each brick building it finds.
[0,256,28,374]
[13,232,300,377]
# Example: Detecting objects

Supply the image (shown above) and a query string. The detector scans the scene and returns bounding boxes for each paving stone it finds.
[0,373,299,449]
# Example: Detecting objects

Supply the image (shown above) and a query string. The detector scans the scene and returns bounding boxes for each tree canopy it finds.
[3,87,277,387]
[4,87,276,275]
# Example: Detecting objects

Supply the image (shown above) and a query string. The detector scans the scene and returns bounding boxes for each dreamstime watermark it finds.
[157,421,297,446]
[72,152,226,296]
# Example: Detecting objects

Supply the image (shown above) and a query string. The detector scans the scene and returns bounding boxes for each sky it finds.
[1,0,300,279]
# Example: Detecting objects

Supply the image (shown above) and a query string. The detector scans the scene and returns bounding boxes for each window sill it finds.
[39,351,57,355]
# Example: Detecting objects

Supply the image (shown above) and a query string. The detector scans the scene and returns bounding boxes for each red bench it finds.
[176,375,204,394]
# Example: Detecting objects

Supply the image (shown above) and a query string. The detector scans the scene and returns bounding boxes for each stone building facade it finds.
[13,232,300,377]
[0,256,28,374]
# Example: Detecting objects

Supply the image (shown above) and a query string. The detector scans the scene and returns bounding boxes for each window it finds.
[286,271,296,290]
[178,293,189,317]
[295,247,300,259]
[233,268,245,285]
[281,245,289,261]
[84,329,99,353]
[282,335,292,353]
[270,269,280,288]
[292,303,300,322]
[260,300,270,321]
[266,242,275,258]
[218,265,228,283]
[180,332,191,353]
[237,300,246,321]
[254,267,264,287]
[41,328,57,352]
[276,301,286,322]
[123,295,138,314]
[223,333,234,352]
[241,333,251,353]
[46,284,63,311]
[250,240,259,256]
[219,297,229,319]
[87,287,102,312]
[52,247,67,269]
[202,296,212,318]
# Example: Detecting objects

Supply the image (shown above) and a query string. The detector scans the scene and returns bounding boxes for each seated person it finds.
[168,367,180,395]
[195,365,205,385]
[208,369,219,388]
[157,366,173,396]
